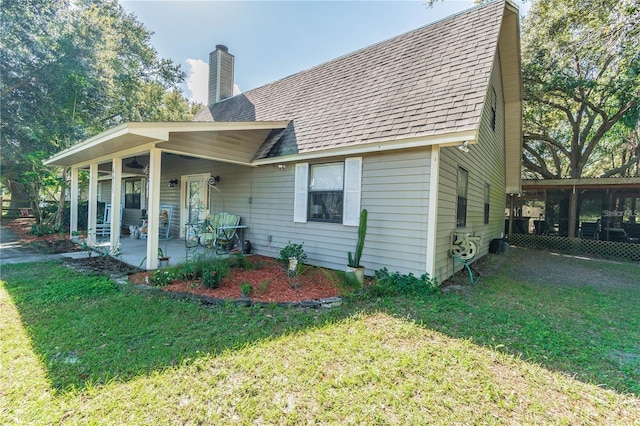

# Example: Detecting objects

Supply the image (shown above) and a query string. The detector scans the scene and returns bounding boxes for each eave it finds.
[44,121,290,168]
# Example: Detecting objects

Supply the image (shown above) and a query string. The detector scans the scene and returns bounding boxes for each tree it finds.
[1,0,192,224]
[521,0,640,237]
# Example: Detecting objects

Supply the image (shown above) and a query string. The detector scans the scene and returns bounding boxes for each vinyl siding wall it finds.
[433,53,507,282]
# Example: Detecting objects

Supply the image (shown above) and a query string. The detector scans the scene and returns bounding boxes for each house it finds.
[44,0,522,282]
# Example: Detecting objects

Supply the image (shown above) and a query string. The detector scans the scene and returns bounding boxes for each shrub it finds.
[279,242,307,266]
[366,267,438,297]
[29,223,60,236]
[202,258,229,289]
[239,281,253,297]
[257,278,271,294]
[148,269,177,287]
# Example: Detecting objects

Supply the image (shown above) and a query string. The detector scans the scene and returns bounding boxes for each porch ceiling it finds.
[44,121,290,168]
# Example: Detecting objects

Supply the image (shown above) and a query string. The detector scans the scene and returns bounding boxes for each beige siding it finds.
[245,149,432,276]
[433,53,507,282]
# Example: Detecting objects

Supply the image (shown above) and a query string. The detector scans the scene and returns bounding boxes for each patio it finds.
[94,235,230,270]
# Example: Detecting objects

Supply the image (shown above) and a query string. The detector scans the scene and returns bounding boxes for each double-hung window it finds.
[124,179,141,209]
[309,163,344,223]
[294,157,362,226]
[456,167,468,228]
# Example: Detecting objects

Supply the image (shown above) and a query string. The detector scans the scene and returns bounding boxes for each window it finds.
[308,162,344,223]
[484,183,490,224]
[124,179,141,209]
[489,86,497,131]
[456,167,468,228]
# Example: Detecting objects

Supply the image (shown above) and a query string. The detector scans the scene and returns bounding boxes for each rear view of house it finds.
[46,0,522,282]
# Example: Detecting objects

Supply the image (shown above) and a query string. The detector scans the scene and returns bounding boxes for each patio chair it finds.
[140,205,173,240]
[95,203,122,237]
[203,212,240,252]
[579,221,599,240]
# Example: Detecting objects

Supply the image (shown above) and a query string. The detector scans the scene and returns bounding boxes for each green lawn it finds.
[2,252,639,424]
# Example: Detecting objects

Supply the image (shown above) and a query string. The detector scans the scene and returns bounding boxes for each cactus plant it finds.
[348,209,368,267]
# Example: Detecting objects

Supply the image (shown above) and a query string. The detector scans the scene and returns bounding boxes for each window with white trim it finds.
[456,167,468,228]
[309,162,344,223]
[293,157,362,226]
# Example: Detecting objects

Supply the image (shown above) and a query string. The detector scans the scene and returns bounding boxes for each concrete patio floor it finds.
[94,236,227,270]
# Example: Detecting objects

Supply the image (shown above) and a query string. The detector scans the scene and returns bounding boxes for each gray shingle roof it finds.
[193,0,506,160]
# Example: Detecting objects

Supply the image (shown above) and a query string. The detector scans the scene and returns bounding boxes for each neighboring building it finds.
[45,0,522,282]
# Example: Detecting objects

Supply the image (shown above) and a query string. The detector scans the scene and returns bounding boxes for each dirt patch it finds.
[62,256,142,276]
[128,256,343,304]
[1,217,82,254]
[444,245,640,289]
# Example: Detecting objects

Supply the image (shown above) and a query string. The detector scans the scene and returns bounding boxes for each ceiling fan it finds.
[125,156,144,169]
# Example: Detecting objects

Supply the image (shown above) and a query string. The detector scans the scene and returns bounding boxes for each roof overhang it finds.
[252,130,478,165]
[523,177,640,191]
[44,121,290,168]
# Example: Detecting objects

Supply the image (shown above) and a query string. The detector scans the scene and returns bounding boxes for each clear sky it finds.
[119,1,530,104]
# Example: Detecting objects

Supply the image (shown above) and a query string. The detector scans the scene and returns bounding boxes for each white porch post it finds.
[69,167,79,239]
[110,157,123,254]
[146,148,161,270]
[425,145,440,280]
[87,163,98,247]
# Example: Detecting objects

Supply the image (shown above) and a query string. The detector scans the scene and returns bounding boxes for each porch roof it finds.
[523,177,640,191]
[44,121,290,168]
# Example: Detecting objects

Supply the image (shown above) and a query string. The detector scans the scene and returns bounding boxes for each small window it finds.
[124,179,141,209]
[484,183,490,225]
[308,162,344,223]
[490,87,497,131]
[456,167,468,228]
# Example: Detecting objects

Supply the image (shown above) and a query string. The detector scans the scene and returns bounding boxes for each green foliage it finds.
[521,0,640,180]
[239,282,253,297]
[148,269,178,287]
[202,258,229,289]
[365,268,438,298]
[1,0,192,222]
[257,279,271,294]
[348,209,368,267]
[29,222,60,237]
[279,242,307,266]
[228,253,252,269]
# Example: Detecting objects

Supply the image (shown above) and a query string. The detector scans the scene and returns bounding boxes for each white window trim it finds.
[293,157,362,225]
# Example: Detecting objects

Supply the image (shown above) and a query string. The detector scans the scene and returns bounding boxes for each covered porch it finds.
[45,121,288,270]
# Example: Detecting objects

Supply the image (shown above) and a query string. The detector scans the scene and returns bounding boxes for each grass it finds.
[2,253,640,424]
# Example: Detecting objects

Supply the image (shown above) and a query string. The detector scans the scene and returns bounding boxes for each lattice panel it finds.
[509,234,640,262]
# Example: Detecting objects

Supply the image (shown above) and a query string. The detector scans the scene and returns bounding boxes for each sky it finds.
[119,1,530,104]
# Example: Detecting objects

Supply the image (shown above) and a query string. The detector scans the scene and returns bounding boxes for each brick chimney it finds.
[208,45,235,107]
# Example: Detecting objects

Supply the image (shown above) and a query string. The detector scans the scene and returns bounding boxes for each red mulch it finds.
[3,217,344,303]
[128,256,343,303]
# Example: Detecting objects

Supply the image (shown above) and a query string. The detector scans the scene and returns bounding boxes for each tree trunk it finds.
[54,168,67,229]
[568,188,578,239]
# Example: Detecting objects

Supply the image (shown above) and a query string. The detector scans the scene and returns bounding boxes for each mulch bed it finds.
[128,256,343,304]
[3,217,343,304]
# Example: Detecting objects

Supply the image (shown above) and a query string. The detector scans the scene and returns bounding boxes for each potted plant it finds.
[347,209,368,284]
[157,247,170,268]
